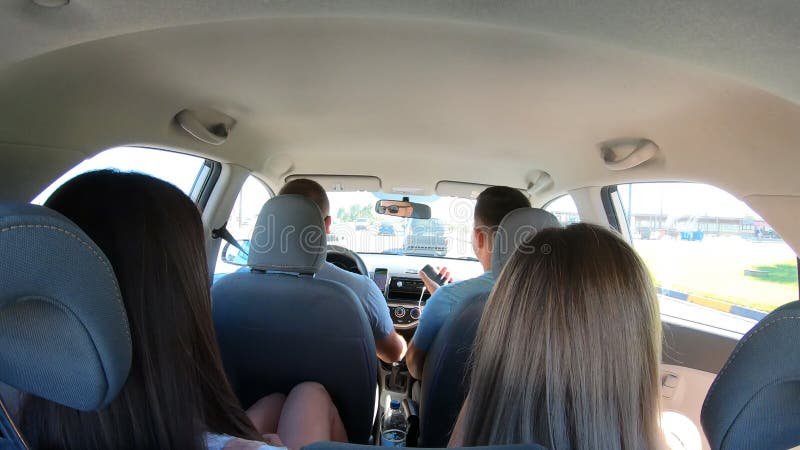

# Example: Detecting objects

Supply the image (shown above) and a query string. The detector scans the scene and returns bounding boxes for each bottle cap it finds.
[390,399,401,409]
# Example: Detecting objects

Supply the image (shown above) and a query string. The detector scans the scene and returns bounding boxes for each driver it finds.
[406,186,531,379]
[278,179,407,363]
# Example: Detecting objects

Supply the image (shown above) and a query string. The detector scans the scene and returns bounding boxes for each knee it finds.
[291,381,329,399]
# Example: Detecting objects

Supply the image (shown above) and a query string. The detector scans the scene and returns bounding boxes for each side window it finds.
[544,194,580,226]
[214,176,271,276]
[33,146,207,204]
[616,182,798,334]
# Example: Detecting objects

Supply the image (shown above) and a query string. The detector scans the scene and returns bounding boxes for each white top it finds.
[205,433,286,450]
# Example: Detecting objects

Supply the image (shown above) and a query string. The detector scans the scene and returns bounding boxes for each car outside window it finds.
[544,194,580,226]
[33,146,207,204]
[616,182,798,334]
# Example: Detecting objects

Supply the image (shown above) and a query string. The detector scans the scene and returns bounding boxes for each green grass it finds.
[745,263,799,285]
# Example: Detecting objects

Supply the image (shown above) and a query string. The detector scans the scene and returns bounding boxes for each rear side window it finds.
[33,146,207,204]
[616,182,798,334]
[544,194,580,226]
[214,176,271,277]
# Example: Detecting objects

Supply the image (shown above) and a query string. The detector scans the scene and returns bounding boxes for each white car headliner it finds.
[0,1,798,248]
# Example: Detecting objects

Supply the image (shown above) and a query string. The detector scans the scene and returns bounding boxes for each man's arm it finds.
[405,286,453,379]
[358,273,408,363]
[406,339,426,380]
[376,330,407,364]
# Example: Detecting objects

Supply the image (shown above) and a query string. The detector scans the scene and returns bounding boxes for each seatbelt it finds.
[211,222,248,256]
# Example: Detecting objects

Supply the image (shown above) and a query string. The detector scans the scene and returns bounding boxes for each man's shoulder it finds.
[433,272,494,300]
[317,261,367,285]
[439,272,494,294]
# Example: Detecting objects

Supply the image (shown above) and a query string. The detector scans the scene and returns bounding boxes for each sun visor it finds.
[436,181,529,199]
[284,175,381,192]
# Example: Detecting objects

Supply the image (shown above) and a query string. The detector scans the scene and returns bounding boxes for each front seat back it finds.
[701,300,800,450]
[419,207,561,447]
[0,203,131,449]
[212,195,377,443]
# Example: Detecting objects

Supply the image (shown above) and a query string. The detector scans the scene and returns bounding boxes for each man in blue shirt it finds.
[406,186,531,379]
[279,179,407,363]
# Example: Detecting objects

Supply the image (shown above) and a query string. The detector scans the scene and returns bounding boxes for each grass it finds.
[745,263,799,285]
[633,238,798,313]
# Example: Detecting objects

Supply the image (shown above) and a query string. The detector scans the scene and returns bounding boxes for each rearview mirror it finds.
[375,200,431,219]
[221,239,250,266]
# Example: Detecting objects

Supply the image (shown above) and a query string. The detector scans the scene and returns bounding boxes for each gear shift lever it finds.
[387,362,407,392]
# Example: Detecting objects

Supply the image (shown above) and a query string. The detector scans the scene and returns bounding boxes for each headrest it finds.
[248,195,327,274]
[491,207,562,277]
[0,203,131,411]
[701,300,800,450]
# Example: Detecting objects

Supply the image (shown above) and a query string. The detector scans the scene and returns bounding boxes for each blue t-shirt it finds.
[316,262,394,340]
[413,271,495,352]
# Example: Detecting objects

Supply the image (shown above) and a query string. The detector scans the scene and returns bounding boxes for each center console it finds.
[371,269,426,444]
[384,275,430,328]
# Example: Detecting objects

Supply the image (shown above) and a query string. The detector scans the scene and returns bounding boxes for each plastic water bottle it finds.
[381,399,407,447]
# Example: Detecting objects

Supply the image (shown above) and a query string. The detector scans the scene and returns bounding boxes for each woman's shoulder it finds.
[206,433,286,450]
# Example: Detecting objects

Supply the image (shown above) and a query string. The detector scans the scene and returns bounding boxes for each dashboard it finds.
[359,253,483,330]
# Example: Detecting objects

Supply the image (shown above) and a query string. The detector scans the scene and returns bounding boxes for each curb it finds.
[656,287,768,321]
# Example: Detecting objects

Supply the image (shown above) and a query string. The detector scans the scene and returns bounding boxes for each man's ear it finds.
[324,216,332,235]
[474,226,487,249]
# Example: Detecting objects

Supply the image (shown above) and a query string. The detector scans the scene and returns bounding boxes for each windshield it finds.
[328,192,477,260]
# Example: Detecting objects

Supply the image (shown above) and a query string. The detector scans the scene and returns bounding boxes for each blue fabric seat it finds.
[212,195,377,444]
[701,300,800,450]
[0,203,131,449]
[418,207,561,447]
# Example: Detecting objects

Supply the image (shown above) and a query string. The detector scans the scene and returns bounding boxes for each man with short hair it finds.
[406,186,531,379]
[279,178,407,363]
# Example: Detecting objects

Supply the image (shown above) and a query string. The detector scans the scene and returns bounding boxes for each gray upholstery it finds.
[0,203,131,411]
[701,300,800,450]
[213,195,378,443]
[247,194,327,274]
[490,207,562,277]
[302,443,546,450]
[419,208,561,447]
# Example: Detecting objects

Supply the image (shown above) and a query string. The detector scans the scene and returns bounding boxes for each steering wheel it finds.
[326,245,368,276]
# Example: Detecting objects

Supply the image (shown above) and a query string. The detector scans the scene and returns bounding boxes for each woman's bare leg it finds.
[276,382,348,449]
[246,392,287,434]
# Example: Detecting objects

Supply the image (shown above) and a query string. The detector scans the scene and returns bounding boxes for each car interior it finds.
[1,1,800,449]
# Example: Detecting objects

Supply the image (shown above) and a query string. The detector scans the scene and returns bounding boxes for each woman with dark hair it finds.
[19,170,346,450]
[449,223,666,449]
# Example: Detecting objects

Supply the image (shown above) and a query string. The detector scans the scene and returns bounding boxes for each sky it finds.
[33,147,204,204]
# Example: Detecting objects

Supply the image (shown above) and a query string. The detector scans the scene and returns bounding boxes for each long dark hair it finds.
[19,170,261,449]
[462,223,662,449]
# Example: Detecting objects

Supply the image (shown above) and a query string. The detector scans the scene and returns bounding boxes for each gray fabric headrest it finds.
[491,207,562,277]
[0,203,131,411]
[248,195,328,274]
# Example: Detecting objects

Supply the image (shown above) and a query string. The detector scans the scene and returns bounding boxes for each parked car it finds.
[403,218,448,257]
[354,218,370,231]
[378,222,396,236]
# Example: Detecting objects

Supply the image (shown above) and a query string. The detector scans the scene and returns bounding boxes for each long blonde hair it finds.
[461,223,662,449]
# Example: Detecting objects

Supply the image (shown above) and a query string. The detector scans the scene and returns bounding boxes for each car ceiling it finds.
[0,1,799,250]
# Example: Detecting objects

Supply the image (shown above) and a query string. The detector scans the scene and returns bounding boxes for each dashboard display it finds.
[373,268,388,292]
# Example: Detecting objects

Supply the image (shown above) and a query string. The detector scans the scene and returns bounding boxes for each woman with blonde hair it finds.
[450,223,663,449]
